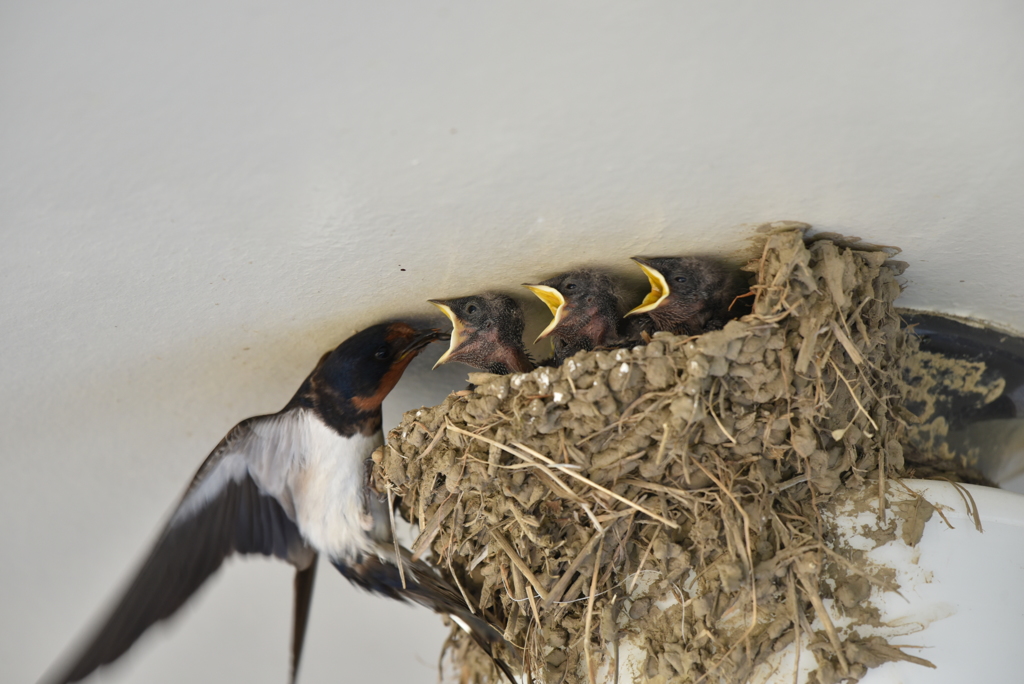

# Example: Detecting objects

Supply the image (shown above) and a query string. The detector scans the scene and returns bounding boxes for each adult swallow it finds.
[42,322,512,684]
[524,269,626,365]
[626,256,748,335]
[429,293,535,374]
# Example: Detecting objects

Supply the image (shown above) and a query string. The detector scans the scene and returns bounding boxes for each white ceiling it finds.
[3,1,1023,682]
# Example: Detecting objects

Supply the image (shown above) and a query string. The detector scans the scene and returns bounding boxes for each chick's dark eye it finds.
[374,346,389,360]
[565,283,576,290]
[675,276,688,283]
[467,305,478,314]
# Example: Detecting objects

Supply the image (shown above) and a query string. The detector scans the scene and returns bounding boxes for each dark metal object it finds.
[903,312,1024,488]
[902,311,1024,426]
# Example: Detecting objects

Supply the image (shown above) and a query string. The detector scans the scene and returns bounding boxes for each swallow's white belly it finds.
[291,415,384,561]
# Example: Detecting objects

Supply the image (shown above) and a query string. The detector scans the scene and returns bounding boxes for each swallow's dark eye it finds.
[374,346,389,360]
[467,305,478,314]
[565,283,577,290]
[675,276,687,283]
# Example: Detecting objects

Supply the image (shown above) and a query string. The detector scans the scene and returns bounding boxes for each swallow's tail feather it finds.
[333,554,518,683]
[289,559,318,684]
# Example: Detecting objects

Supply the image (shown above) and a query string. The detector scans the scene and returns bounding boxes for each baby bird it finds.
[429,294,535,374]
[626,256,748,335]
[524,269,627,364]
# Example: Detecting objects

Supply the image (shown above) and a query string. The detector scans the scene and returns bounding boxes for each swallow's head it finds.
[524,269,621,346]
[321,322,448,412]
[429,294,527,371]
[627,256,725,316]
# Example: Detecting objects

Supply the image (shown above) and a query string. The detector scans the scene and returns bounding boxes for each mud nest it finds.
[372,226,998,683]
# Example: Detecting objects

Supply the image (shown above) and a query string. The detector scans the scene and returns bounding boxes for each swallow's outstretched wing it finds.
[45,410,318,684]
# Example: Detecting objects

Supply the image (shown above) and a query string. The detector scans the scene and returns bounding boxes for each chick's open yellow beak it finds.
[626,260,670,316]
[523,284,566,343]
[428,300,465,369]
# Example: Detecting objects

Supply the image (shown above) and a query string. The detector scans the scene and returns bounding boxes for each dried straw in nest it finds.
[372,227,981,683]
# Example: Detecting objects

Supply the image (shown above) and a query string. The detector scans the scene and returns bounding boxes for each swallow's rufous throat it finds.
[429,293,535,374]
[42,322,515,684]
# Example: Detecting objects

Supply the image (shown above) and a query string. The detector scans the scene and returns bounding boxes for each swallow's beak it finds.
[523,284,566,343]
[626,257,670,316]
[427,300,466,368]
[400,327,450,361]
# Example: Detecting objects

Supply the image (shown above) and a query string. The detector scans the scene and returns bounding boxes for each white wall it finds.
[2,1,1023,682]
